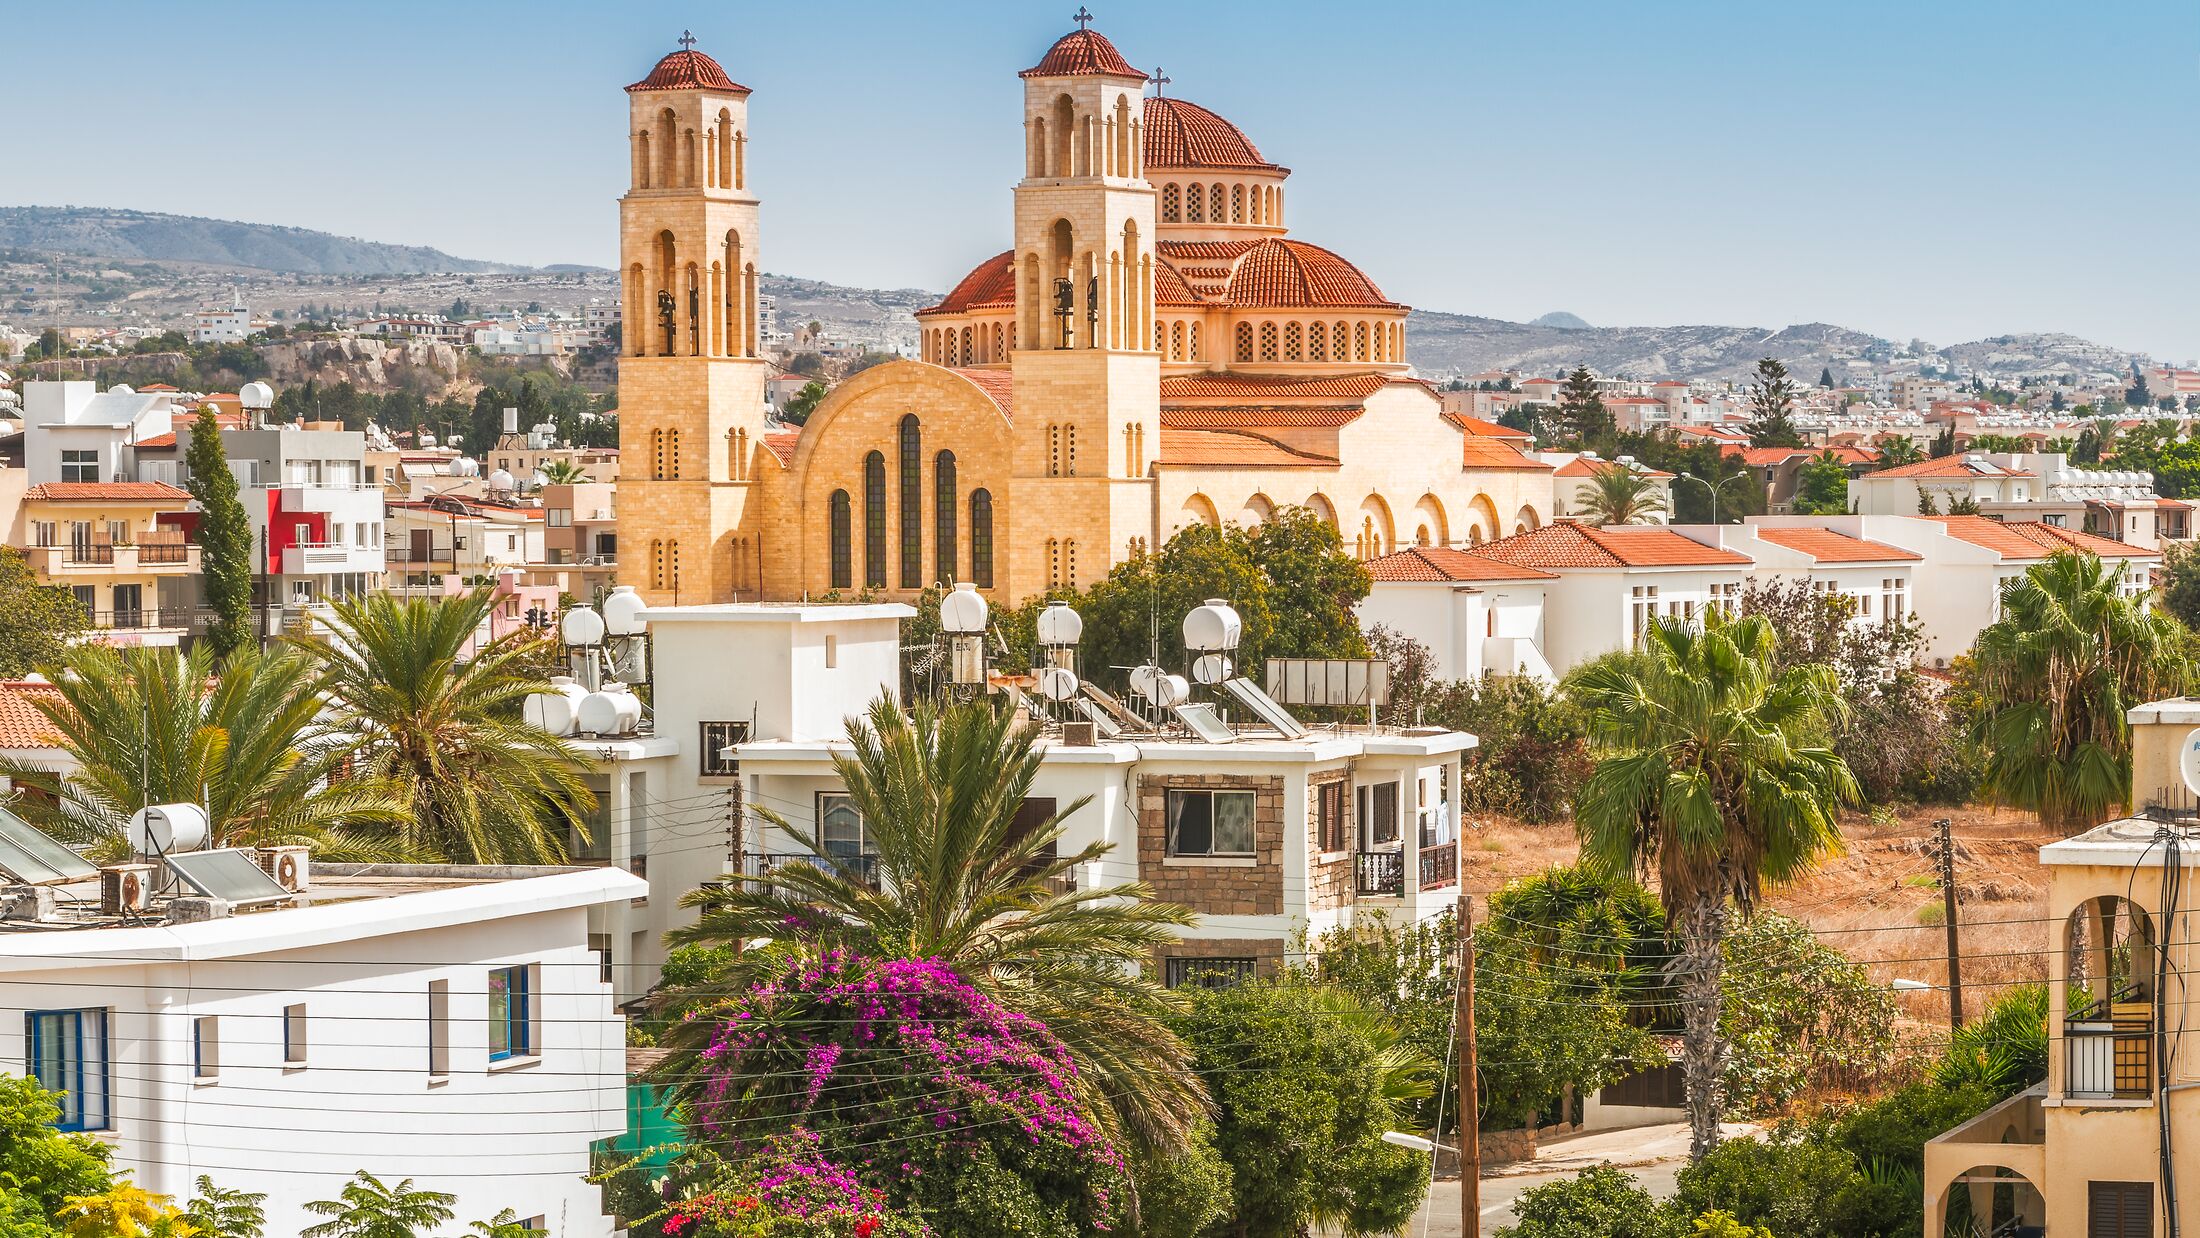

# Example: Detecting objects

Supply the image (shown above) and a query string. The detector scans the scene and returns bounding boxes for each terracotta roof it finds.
[138,383,178,392]
[626,48,749,94]
[917,250,1016,317]
[1443,413,1532,440]
[1473,522,1752,570]
[1157,427,1337,468]
[1676,426,1752,442]
[1153,259,1200,305]
[1460,437,1554,471]
[1750,527,1921,563]
[0,681,64,751]
[1553,458,1675,479]
[23,481,192,503]
[1223,238,1400,309]
[1729,446,1879,467]
[1160,373,1389,401]
[1867,457,2032,480]
[1142,96,1283,172]
[948,367,1015,420]
[1366,546,1558,583]
[2158,498,2192,510]
[1021,27,1145,79]
[1160,406,1363,429]
[1926,515,2153,559]
[761,431,798,466]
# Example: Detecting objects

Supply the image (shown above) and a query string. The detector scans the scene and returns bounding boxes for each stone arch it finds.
[1412,494,1448,548]
[1355,494,1396,559]
[1240,493,1275,526]
[1235,322,1255,362]
[1924,1163,2044,1238]
[1029,114,1047,178]
[657,107,679,188]
[1050,94,1074,177]
[1161,182,1180,222]
[1179,492,1221,531]
[1515,504,1542,534]
[1304,492,1338,530]
[715,110,733,187]
[1467,494,1502,545]
[635,129,652,189]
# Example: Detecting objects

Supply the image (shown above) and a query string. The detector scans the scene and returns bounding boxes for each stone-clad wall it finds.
[1135,773,1284,917]
[1153,935,1285,981]
[1306,769,1354,912]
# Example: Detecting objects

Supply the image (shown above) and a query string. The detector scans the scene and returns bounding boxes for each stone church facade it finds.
[616,20,1566,606]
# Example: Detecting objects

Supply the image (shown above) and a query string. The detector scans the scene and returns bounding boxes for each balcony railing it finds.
[739,850,881,887]
[1418,840,1459,891]
[2066,1015,2153,1100]
[30,533,197,572]
[1356,850,1405,897]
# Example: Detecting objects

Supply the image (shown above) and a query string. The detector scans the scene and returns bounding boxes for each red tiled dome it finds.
[1021,28,1145,79]
[917,251,1017,317]
[627,48,749,94]
[1143,97,1283,172]
[1223,239,1400,309]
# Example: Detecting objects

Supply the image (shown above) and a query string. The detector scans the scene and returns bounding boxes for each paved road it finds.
[1400,1161,1687,1237]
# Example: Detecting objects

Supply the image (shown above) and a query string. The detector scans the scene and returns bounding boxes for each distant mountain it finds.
[1529,311,1592,331]
[0,206,531,275]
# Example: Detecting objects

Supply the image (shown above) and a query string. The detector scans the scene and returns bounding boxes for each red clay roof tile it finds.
[1473,522,1751,569]
[24,482,192,503]
[1021,28,1145,79]
[627,48,749,94]
[1366,546,1558,583]
[1750,527,1920,563]
[1142,97,1283,172]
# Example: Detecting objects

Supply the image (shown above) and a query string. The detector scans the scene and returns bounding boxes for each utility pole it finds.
[1458,892,1480,1237]
[1935,818,1965,1028]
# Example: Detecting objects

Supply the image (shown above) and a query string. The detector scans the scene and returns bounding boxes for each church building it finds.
[615,17,1566,606]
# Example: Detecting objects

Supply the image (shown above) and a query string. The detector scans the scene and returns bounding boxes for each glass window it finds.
[26,1009,109,1130]
[193,1016,218,1080]
[1164,957,1255,990]
[828,490,852,590]
[898,416,922,588]
[934,451,957,585]
[1358,781,1400,847]
[625,771,649,880]
[427,980,450,1077]
[488,966,532,1061]
[863,452,887,588]
[1166,789,1256,856]
[59,450,99,484]
[283,1003,307,1064]
[969,489,993,588]
[818,794,869,865]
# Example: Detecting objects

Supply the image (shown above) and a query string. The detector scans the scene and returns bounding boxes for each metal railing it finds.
[739,850,881,887]
[2065,1021,2153,1099]
[1356,850,1405,897]
[1418,841,1459,891]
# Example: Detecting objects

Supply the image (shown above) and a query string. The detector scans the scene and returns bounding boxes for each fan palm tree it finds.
[664,694,1208,1154]
[1573,465,1668,526]
[293,590,595,864]
[301,1173,455,1238]
[1570,612,1857,1160]
[536,459,591,485]
[1972,551,2189,832]
[1,644,405,861]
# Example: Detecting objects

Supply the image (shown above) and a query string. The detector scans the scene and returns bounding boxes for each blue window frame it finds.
[25,1009,108,1131]
[489,966,532,1061]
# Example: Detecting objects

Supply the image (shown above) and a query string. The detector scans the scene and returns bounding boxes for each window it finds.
[818,793,872,872]
[1884,577,1908,624]
[27,1010,109,1130]
[863,452,886,588]
[934,451,957,583]
[1317,780,1348,854]
[898,416,922,588]
[2088,1181,2153,1237]
[824,634,838,668]
[699,720,750,778]
[828,489,852,590]
[488,966,533,1062]
[283,1003,308,1064]
[1630,585,1660,645]
[1008,797,1060,873]
[59,450,99,484]
[969,489,994,588]
[1165,957,1256,990]
[625,772,650,880]
[1357,781,1400,847]
[190,1015,220,1080]
[71,586,95,614]
[548,509,572,527]
[427,980,450,1077]
[1166,788,1256,857]
[30,521,54,548]
[589,934,614,986]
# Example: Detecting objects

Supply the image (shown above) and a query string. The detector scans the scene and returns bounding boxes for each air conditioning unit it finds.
[257,845,311,892]
[100,863,158,915]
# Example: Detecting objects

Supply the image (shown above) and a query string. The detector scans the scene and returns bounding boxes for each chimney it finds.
[503,407,520,435]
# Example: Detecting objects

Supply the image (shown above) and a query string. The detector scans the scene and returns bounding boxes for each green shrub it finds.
[1494,1166,1674,1238]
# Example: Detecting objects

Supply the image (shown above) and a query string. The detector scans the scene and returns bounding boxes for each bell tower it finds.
[616,32,770,604]
[1007,11,1161,595]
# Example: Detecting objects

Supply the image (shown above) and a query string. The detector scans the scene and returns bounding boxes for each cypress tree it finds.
[185,408,255,656]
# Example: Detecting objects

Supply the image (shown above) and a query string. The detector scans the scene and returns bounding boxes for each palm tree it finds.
[664,694,1207,1153]
[1573,465,1668,526]
[1874,436,1925,467]
[1,644,405,861]
[301,1173,455,1238]
[294,590,595,864]
[1972,551,2189,832]
[536,459,591,485]
[185,1176,268,1238]
[1570,613,1857,1159]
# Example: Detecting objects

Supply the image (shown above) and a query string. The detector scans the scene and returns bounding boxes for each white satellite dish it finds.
[128,803,210,856]
[1036,666,1080,702]
[2181,728,2200,796]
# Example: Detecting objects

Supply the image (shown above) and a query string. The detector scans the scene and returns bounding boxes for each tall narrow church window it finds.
[1231,184,1244,222]
[863,451,887,588]
[1064,539,1077,588]
[1284,322,1302,361]
[1046,539,1060,588]
[1354,322,1368,360]
[666,429,681,479]
[1235,323,1254,363]
[970,490,994,588]
[1309,321,1327,362]
[1161,183,1180,222]
[1211,184,1226,220]
[1334,321,1349,359]
[1185,184,1203,223]
[1259,322,1278,362]
[1047,425,1061,478]
[1064,424,1077,476]
[934,451,957,584]
[668,540,682,597]
[1189,323,1201,361]
[828,490,852,590]
[898,416,922,588]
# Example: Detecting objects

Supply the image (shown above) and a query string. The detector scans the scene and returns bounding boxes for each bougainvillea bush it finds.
[656,1140,930,1238]
[683,949,1128,1238]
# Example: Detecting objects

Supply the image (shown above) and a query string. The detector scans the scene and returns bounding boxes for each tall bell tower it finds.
[616,32,770,604]
[1008,11,1162,594]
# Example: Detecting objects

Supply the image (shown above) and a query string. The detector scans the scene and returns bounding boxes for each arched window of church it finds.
[1161,183,1180,223]
[1284,322,1302,362]
[1210,184,1226,221]
[666,429,682,479]
[863,451,887,588]
[1064,423,1077,476]
[669,540,682,596]
[898,416,922,588]
[716,110,733,188]
[1230,184,1244,223]
[658,108,678,188]
[1064,539,1077,588]
[969,490,994,588]
[636,130,652,190]
[1235,323,1254,363]
[1334,321,1349,359]
[959,326,972,366]
[734,131,746,190]
[1047,425,1060,477]
[1308,321,1326,362]
[1185,183,1203,223]
[828,490,852,590]
[934,451,956,584]
[649,539,663,590]
[1354,321,1369,361]
[1170,321,1184,360]
[1259,322,1278,362]
[992,322,1005,359]
[1189,322,1201,361]
[1046,538,1059,588]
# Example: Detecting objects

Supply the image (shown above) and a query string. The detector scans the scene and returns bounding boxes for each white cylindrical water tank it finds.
[1192,653,1234,685]
[524,676,587,737]
[1037,601,1084,647]
[1183,599,1242,652]
[577,685,642,736]
[1154,674,1191,708]
[561,604,606,647]
[939,582,989,635]
[602,585,648,636]
[128,803,210,855]
[1037,665,1080,702]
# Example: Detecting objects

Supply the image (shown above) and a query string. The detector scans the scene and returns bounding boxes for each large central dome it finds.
[1143,97,1285,173]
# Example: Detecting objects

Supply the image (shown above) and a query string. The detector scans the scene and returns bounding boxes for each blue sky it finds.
[10,1,2197,358]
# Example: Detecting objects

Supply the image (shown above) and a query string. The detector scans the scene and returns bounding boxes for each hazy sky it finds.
[11,1,2197,358]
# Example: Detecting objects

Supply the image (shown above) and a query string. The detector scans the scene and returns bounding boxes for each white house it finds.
[0,856,643,1237]
[19,382,177,486]
[1849,454,2036,515]
[1359,547,1556,683]
[1680,520,1921,627]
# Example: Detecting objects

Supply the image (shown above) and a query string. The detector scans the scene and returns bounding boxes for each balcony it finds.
[2065,1003,2154,1100]
[281,542,384,575]
[1922,1089,2045,1238]
[25,534,199,577]
[739,850,881,888]
[1355,850,1405,897]
[1418,840,1458,891]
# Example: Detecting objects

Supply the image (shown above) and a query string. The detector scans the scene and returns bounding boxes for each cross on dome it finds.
[677,29,697,50]
[1072,6,1094,29]
[1150,66,1170,96]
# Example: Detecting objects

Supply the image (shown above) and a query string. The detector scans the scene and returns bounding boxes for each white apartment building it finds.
[0,846,640,1237]
[1357,547,1556,684]
[19,382,177,486]
[193,292,253,344]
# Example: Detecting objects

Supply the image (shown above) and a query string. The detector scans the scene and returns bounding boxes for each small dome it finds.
[1143,97,1284,173]
[1223,238,1401,310]
[627,46,749,94]
[1021,27,1145,79]
[918,250,1017,317]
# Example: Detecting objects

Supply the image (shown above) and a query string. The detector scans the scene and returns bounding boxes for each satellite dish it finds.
[128,803,209,856]
[1192,653,1234,685]
[1037,666,1080,702]
[2181,728,2200,796]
